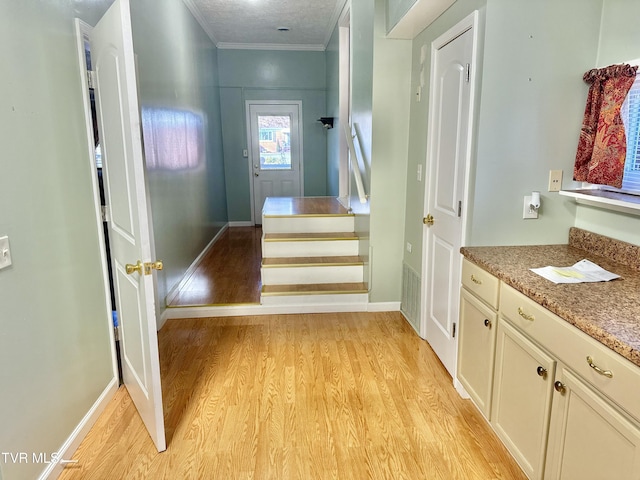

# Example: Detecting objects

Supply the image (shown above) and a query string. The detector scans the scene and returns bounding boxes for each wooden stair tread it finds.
[262,196,352,217]
[262,256,363,267]
[261,283,368,296]
[264,232,358,241]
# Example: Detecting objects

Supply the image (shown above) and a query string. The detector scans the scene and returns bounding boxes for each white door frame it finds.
[338,5,351,201]
[420,11,480,376]
[245,100,304,224]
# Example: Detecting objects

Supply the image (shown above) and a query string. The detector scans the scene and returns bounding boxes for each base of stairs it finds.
[261,282,368,306]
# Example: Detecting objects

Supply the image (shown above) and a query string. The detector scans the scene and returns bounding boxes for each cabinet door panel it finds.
[458,288,498,418]
[492,319,555,480]
[545,368,640,480]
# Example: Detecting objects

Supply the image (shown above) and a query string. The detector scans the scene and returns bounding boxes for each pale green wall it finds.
[573,0,640,245]
[469,0,601,246]
[387,0,418,33]
[0,2,115,479]
[217,49,328,222]
[403,0,605,279]
[326,25,340,197]
[130,0,228,310]
[368,0,413,303]
[403,0,487,275]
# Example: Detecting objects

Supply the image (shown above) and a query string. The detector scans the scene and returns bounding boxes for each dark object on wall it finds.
[318,117,334,129]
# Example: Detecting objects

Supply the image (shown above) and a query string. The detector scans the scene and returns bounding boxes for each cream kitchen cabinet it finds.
[491,319,556,480]
[457,261,640,480]
[545,366,640,480]
[457,259,500,419]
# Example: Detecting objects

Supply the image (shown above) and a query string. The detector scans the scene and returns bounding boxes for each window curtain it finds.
[573,64,638,188]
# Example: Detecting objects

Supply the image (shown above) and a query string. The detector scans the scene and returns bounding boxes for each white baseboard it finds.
[39,378,119,480]
[164,224,229,306]
[228,221,254,227]
[367,301,401,312]
[163,300,401,320]
[454,377,470,399]
[400,309,420,335]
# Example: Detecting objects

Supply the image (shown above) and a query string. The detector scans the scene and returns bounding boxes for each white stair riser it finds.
[262,216,354,234]
[261,293,369,306]
[261,265,363,285]
[262,239,359,258]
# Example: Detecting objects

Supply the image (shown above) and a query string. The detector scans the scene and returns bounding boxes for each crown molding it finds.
[181,0,219,45]
[323,0,349,47]
[217,42,326,52]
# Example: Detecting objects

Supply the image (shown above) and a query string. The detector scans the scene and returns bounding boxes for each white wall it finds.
[0,2,116,479]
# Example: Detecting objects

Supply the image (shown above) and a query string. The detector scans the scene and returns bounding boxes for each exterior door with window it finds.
[247,102,303,222]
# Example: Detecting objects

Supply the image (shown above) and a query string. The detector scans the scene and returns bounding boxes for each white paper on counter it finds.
[530,259,621,284]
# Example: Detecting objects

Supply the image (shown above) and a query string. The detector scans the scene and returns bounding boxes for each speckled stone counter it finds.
[460,228,640,368]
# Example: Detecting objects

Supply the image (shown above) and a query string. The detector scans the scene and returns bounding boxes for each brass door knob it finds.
[143,260,164,275]
[423,214,434,226]
[554,381,566,394]
[125,260,144,275]
[536,366,547,378]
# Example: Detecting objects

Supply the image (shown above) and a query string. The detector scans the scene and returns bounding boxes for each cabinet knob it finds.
[536,366,547,378]
[483,318,492,329]
[554,381,566,394]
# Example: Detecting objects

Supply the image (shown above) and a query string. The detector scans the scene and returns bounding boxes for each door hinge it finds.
[466,63,471,83]
[87,70,97,90]
[452,322,457,338]
[457,200,462,217]
[101,205,108,223]
[114,325,120,342]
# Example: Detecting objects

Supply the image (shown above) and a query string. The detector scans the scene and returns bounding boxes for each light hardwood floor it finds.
[168,227,263,306]
[59,312,525,480]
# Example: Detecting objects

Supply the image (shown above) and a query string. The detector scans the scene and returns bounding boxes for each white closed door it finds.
[421,16,476,377]
[92,0,166,451]
[248,102,303,222]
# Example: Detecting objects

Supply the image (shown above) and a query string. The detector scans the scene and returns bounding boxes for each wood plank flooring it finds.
[168,227,262,306]
[59,312,525,480]
[263,196,350,216]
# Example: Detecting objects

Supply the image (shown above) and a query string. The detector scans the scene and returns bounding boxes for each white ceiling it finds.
[183,0,347,50]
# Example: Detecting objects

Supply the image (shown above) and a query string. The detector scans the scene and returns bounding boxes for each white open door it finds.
[421,12,478,378]
[92,0,166,451]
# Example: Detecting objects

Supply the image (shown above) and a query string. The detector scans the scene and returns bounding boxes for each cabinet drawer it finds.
[461,258,499,309]
[500,282,640,424]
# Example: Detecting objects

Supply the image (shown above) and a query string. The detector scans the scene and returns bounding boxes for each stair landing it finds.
[263,196,350,216]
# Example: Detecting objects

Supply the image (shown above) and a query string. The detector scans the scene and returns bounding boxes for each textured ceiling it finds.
[184,0,346,50]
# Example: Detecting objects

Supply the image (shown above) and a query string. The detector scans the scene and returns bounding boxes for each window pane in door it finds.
[258,115,291,170]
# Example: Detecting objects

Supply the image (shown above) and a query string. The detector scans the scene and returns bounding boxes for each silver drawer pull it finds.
[517,307,535,322]
[586,356,613,378]
[470,274,482,285]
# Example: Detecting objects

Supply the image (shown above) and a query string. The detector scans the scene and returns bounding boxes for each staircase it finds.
[260,197,368,306]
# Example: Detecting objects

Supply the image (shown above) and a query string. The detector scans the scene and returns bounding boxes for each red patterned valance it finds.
[573,64,638,188]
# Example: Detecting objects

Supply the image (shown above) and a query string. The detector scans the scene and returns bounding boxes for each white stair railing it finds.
[344,124,368,204]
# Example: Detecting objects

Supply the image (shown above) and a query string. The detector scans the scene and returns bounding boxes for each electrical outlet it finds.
[523,196,539,219]
[548,170,563,192]
[406,242,412,253]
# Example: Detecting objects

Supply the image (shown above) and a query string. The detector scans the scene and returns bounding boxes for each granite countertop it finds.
[460,228,640,368]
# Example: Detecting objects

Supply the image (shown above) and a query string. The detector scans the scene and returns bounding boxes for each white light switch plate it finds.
[523,196,539,219]
[0,236,12,270]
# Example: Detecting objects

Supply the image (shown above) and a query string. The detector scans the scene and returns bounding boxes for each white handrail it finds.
[344,124,368,204]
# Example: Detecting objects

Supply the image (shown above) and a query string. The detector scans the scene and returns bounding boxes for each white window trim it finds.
[561,58,640,216]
